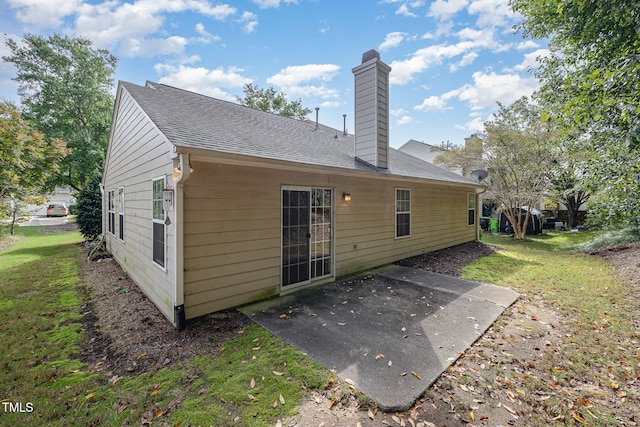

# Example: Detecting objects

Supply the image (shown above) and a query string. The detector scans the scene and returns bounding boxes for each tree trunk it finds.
[10,204,17,236]
[503,207,528,240]
[566,197,578,229]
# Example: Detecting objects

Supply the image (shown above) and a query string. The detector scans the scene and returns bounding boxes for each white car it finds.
[46,203,68,217]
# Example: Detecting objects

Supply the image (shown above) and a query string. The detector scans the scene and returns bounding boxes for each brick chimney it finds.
[352,49,392,169]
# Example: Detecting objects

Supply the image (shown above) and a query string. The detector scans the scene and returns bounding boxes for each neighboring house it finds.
[102,50,481,330]
[398,140,447,164]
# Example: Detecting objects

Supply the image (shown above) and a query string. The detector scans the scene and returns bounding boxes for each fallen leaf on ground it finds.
[411,371,421,380]
[503,405,519,419]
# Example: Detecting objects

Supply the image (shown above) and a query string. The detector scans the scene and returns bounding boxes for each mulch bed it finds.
[395,240,496,276]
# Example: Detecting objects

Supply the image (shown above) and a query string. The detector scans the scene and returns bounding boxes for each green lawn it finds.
[465,232,639,425]
[0,227,331,426]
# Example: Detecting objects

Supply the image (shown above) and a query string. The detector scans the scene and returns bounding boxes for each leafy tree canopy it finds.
[236,83,311,120]
[512,0,640,226]
[3,34,118,191]
[512,0,640,145]
[481,97,556,239]
[0,102,67,234]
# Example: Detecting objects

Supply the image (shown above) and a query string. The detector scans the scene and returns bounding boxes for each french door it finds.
[281,187,333,288]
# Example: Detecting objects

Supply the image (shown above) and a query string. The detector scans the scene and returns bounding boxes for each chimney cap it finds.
[361,49,380,64]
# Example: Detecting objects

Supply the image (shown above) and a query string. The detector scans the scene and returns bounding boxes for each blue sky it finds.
[0,0,548,148]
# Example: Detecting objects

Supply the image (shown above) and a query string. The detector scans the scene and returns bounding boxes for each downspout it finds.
[476,186,487,241]
[99,183,105,236]
[173,153,191,332]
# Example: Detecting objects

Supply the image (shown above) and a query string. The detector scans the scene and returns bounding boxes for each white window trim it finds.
[152,176,166,270]
[107,189,115,235]
[118,186,125,242]
[395,188,411,239]
[467,192,476,227]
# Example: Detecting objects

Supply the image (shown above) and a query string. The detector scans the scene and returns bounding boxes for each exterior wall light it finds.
[343,192,352,202]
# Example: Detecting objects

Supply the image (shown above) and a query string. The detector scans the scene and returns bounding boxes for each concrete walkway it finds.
[240,265,519,411]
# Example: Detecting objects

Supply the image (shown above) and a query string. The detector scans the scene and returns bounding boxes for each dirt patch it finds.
[396,241,497,277]
[40,222,79,233]
[78,256,250,377]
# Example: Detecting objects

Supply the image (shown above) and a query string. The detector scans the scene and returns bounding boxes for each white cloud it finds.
[252,0,298,9]
[267,64,341,100]
[397,115,414,125]
[267,64,340,87]
[414,95,452,112]
[7,0,83,29]
[390,108,408,116]
[429,0,468,20]
[382,0,424,17]
[239,11,258,33]
[396,4,417,17]
[195,23,221,44]
[456,116,485,133]
[379,32,407,51]
[468,0,515,28]
[516,40,540,50]
[390,42,481,85]
[120,35,189,58]
[454,70,539,110]
[155,64,252,101]
[320,100,342,108]
[510,48,550,71]
[449,51,478,71]
[8,0,238,58]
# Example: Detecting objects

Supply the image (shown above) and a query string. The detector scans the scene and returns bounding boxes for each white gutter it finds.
[172,153,191,331]
[99,183,105,236]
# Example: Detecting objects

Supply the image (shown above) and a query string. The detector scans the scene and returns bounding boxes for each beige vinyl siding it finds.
[103,87,175,322]
[182,160,477,318]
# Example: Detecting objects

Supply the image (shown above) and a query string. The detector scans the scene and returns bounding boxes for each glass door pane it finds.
[282,190,310,287]
[311,188,332,279]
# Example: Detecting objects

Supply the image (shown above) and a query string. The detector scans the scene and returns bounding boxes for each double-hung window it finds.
[118,187,125,241]
[152,177,165,268]
[395,189,411,238]
[467,193,476,226]
[107,189,115,235]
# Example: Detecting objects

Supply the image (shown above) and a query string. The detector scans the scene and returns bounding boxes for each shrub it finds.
[574,226,640,251]
[76,175,102,240]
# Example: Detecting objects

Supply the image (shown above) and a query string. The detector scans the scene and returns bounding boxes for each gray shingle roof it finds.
[398,139,447,164]
[120,81,478,186]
